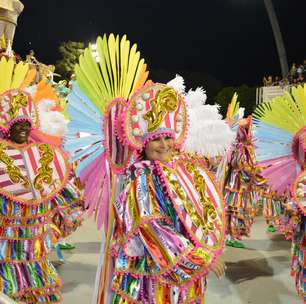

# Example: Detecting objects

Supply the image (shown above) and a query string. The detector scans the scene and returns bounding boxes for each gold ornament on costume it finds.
[8,92,28,119]
[33,144,54,191]
[0,143,29,188]
[143,87,178,132]
[163,160,218,236]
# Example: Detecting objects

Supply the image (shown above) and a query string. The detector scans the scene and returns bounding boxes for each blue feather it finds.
[70,143,103,163]
[71,82,101,114]
[64,135,102,153]
[68,102,101,124]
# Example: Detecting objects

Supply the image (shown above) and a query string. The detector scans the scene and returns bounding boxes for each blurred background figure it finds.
[0,0,24,47]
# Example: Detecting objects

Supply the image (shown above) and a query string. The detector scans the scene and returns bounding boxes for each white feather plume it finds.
[186,87,207,108]
[167,74,186,94]
[183,88,235,157]
[38,99,68,137]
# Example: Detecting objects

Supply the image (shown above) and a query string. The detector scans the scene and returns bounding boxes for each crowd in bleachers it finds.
[262,59,306,87]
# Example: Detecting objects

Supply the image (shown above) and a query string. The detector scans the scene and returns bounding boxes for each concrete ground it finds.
[56,216,301,304]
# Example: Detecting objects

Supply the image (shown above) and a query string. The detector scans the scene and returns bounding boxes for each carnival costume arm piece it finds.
[112,159,225,288]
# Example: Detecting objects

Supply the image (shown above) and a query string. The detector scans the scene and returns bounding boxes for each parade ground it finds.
[55,215,300,304]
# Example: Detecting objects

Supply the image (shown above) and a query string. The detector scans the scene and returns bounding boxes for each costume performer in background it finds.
[253,84,306,302]
[217,95,264,248]
[64,34,226,304]
[0,58,83,303]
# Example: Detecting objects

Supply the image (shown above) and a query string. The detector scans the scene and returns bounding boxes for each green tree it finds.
[55,41,85,80]
[215,85,256,117]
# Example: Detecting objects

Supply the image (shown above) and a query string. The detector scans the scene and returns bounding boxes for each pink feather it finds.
[261,156,300,195]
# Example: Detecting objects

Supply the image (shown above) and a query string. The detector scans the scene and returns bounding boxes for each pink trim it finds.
[112,248,218,290]
[137,130,175,154]
[102,97,132,174]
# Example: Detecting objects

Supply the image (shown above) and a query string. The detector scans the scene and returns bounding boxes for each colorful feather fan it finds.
[64,34,149,230]
[253,84,306,196]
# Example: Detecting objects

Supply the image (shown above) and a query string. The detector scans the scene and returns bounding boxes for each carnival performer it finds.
[259,186,283,233]
[64,34,226,304]
[0,57,83,303]
[253,84,306,302]
[216,95,263,248]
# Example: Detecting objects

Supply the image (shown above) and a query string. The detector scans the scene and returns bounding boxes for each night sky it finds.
[14,1,306,87]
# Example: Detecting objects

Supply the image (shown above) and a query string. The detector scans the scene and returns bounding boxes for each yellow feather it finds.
[20,68,36,89]
[101,34,114,97]
[96,36,112,99]
[131,58,145,96]
[0,57,14,93]
[11,61,29,89]
[119,35,129,97]
[124,46,139,97]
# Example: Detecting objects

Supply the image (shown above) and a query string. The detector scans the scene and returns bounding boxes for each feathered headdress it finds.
[253,84,306,196]
[0,57,68,142]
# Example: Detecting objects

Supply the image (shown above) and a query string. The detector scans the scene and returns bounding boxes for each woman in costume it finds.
[64,34,226,304]
[253,84,306,302]
[0,58,83,303]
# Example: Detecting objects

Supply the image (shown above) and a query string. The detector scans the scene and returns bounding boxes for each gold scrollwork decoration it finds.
[0,143,29,188]
[143,87,178,132]
[33,144,54,190]
[8,93,28,119]
[165,161,218,235]
[187,162,217,234]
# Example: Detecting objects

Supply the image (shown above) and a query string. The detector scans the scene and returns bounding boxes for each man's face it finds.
[9,121,31,144]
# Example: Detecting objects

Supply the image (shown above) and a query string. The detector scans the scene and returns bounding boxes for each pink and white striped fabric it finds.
[0,140,70,203]
[164,157,225,252]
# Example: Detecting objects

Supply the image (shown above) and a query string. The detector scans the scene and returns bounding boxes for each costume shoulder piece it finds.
[0,139,70,204]
[159,154,225,252]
